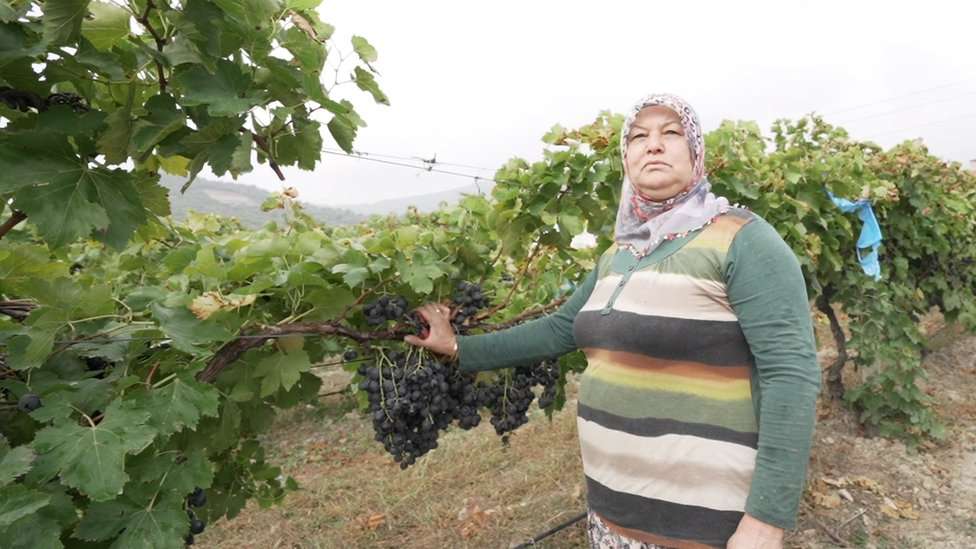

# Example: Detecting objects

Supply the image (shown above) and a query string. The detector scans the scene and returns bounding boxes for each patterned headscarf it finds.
[614,93,730,258]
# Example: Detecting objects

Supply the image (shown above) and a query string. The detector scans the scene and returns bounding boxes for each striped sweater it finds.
[458,209,820,548]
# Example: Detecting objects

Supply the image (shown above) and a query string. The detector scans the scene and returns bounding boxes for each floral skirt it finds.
[586,511,675,549]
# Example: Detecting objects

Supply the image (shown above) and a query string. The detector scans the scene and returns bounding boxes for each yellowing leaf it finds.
[190,291,256,320]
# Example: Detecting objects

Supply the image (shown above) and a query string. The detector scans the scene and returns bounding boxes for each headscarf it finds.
[614,93,730,258]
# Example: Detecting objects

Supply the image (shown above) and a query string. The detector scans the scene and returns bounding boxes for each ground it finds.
[197,321,976,549]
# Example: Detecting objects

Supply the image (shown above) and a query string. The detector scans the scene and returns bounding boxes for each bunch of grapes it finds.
[359,350,478,469]
[450,281,490,334]
[479,359,560,436]
[363,295,409,326]
[184,487,207,546]
[84,356,111,378]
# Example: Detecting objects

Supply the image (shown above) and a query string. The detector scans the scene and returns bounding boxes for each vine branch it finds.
[0,210,28,240]
[0,299,36,321]
[246,130,286,181]
[816,288,848,400]
[136,0,168,93]
[477,239,545,320]
[196,301,566,383]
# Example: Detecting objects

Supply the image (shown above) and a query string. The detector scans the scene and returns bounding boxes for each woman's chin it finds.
[634,184,684,202]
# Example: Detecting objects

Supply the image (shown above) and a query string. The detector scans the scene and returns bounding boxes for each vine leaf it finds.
[254,349,312,397]
[0,446,34,488]
[353,66,389,105]
[75,493,186,548]
[81,1,131,51]
[351,35,377,64]
[0,484,50,528]
[173,60,266,117]
[32,400,156,502]
[43,0,91,45]
[141,376,220,437]
[131,95,186,157]
[13,171,111,248]
[150,303,234,354]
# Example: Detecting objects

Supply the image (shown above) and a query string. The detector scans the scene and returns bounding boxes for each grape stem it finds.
[477,239,545,320]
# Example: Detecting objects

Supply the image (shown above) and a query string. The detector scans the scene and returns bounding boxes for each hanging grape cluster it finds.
[357,350,480,469]
[481,360,559,437]
[450,281,491,334]
[363,295,409,326]
[351,285,562,469]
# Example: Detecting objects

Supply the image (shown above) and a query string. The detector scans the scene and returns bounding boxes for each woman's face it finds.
[624,105,694,201]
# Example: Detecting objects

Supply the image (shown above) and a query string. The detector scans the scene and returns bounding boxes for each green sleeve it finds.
[724,218,821,530]
[456,268,598,372]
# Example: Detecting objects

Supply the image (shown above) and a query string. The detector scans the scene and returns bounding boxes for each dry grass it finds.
[199,380,590,549]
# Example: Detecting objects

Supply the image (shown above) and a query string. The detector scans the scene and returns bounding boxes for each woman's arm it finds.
[724,217,821,530]
[405,268,597,371]
[455,267,597,371]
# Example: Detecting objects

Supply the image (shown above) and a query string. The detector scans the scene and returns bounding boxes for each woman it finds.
[405,93,821,549]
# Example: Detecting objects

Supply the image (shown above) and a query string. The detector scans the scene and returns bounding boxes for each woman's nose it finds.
[645,133,664,153]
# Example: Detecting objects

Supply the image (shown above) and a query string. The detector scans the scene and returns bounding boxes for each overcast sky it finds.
[214,0,976,207]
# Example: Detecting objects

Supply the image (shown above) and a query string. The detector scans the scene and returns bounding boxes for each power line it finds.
[817,80,971,118]
[862,111,976,140]
[324,147,496,173]
[322,149,498,190]
[834,89,976,126]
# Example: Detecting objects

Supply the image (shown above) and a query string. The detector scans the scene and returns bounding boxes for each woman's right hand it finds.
[403,303,457,358]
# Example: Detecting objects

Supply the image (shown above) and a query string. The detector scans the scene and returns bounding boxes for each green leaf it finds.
[174,59,266,117]
[275,118,321,170]
[0,484,50,528]
[76,494,186,548]
[0,134,82,194]
[254,349,312,397]
[558,211,584,235]
[0,1,30,23]
[0,446,34,488]
[151,303,233,354]
[134,171,172,216]
[81,1,130,51]
[351,35,377,63]
[280,26,325,71]
[304,285,355,320]
[230,129,253,176]
[326,114,356,153]
[353,66,389,105]
[131,95,187,157]
[0,513,63,549]
[287,0,321,8]
[129,448,213,495]
[43,0,92,45]
[6,308,70,370]
[12,171,111,248]
[401,260,444,294]
[37,105,108,136]
[97,99,135,164]
[142,376,220,437]
[331,263,369,288]
[33,400,156,501]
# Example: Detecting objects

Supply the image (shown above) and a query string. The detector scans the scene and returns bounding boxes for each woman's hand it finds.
[403,303,457,358]
[726,514,783,549]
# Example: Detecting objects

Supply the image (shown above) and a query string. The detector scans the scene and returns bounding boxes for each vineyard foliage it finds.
[2,2,976,548]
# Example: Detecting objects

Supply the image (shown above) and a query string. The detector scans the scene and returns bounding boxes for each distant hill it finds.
[160,175,365,228]
[340,182,496,216]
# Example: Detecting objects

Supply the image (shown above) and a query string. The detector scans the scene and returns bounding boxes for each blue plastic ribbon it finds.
[827,191,882,280]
